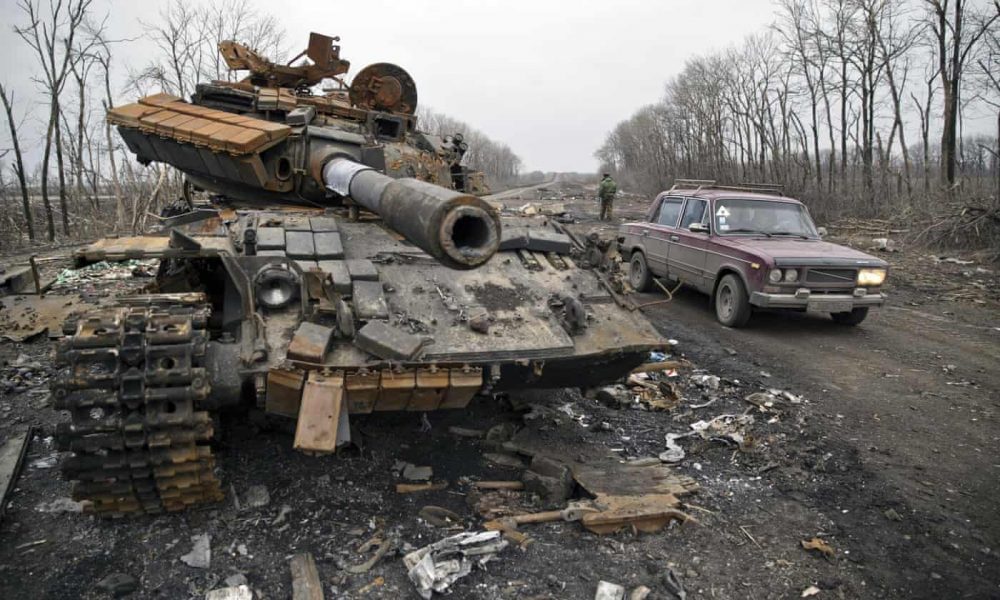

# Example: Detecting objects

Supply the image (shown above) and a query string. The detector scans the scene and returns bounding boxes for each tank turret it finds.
[107,32,499,269]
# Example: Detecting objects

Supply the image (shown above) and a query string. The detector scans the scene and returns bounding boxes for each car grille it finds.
[805,268,857,284]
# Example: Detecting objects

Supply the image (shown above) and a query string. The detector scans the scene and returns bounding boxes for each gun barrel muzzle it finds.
[323,158,500,269]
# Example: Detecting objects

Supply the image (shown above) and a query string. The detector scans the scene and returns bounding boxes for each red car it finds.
[618,182,887,327]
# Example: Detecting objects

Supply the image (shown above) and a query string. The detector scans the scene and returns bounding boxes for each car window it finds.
[654,198,683,227]
[679,199,707,229]
[713,198,819,237]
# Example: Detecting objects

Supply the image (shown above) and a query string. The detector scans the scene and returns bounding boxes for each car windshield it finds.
[713,198,819,237]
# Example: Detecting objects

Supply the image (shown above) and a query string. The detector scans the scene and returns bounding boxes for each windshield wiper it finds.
[726,228,772,237]
[770,231,811,239]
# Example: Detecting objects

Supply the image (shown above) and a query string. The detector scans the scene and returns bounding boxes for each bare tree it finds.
[923,0,1000,185]
[0,83,35,241]
[14,0,95,240]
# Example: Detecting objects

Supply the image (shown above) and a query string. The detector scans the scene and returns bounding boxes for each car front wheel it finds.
[714,274,752,327]
[629,252,653,292]
[831,307,869,326]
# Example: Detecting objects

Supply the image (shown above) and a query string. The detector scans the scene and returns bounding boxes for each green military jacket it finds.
[598,177,617,200]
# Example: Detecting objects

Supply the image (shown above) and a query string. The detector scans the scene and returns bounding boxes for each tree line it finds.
[417,108,523,186]
[0,0,524,249]
[596,0,1000,222]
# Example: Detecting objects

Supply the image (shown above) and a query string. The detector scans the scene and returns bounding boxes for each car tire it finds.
[715,274,752,327]
[831,307,869,326]
[629,252,653,292]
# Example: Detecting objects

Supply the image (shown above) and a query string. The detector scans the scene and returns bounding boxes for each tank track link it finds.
[52,302,224,516]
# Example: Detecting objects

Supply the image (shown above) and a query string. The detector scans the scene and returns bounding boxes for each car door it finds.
[668,198,711,292]
[643,196,684,276]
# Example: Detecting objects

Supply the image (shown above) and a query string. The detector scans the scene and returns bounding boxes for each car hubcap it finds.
[631,258,644,288]
[719,286,733,318]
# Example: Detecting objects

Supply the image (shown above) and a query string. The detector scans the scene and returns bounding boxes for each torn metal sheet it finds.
[0,294,85,341]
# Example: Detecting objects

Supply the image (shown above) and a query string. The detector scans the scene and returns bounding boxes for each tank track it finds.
[53,302,224,516]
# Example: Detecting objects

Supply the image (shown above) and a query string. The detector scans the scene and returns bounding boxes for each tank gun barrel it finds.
[322,158,500,269]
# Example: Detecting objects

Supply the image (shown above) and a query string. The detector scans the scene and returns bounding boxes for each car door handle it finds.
[670,235,679,242]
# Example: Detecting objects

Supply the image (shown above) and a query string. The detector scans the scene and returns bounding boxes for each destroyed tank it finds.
[52,33,665,516]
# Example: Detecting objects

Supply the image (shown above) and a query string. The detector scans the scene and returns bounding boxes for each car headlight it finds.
[857,268,886,286]
[768,269,783,283]
[784,269,799,283]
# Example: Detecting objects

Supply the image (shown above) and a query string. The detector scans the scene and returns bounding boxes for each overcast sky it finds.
[0,0,784,173]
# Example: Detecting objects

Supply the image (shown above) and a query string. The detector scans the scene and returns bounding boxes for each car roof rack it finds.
[667,179,784,196]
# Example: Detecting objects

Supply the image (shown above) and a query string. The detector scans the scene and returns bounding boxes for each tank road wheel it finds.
[714,274,752,328]
[52,303,224,516]
[629,251,654,292]
[831,307,869,326]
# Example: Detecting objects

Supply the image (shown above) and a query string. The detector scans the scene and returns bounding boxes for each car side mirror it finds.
[817,226,828,237]
[689,222,709,234]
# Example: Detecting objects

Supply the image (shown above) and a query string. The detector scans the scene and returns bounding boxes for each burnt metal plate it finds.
[317,260,351,294]
[286,231,317,258]
[309,216,339,232]
[346,259,379,281]
[314,232,345,259]
[256,227,285,250]
[287,321,334,363]
[351,281,389,320]
[354,320,427,360]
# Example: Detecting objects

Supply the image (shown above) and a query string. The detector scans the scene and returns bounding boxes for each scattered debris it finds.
[448,426,485,438]
[289,552,323,600]
[95,572,138,598]
[397,482,448,493]
[206,585,253,600]
[403,464,434,481]
[243,484,270,508]
[628,585,652,600]
[180,534,212,569]
[483,452,526,469]
[403,530,508,599]
[801,537,835,560]
[35,497,83,514]
[471,481,524,490]
[419,506,463,528]
[659,433,688,463]
[662,568,687,599]
[345,534,395,573]
[595,580,626,600]
[272,504,293,525]
[690,374,721,391]
[884,508,903,521]
[801,584,821,597]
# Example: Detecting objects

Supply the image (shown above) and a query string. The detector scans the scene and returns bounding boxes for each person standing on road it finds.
[598,173,618,221]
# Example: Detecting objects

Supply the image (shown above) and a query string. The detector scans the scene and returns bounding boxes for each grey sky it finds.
[0,0,782,173]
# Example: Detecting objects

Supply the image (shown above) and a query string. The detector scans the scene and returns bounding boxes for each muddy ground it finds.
[0,182,998,599]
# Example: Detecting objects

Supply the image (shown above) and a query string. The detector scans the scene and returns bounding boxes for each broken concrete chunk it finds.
[346,258,379,281]
[354,320,426,360]
[180,534,211,569]
[206,585,253,600]
[244,485,270,508]
[313,231,344,259]
[403,464,434,481]
[287,322,334,363]
[595,581,626,600]
[285,231,317,258]
[256,227,285,250]
[351,281,389,320]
